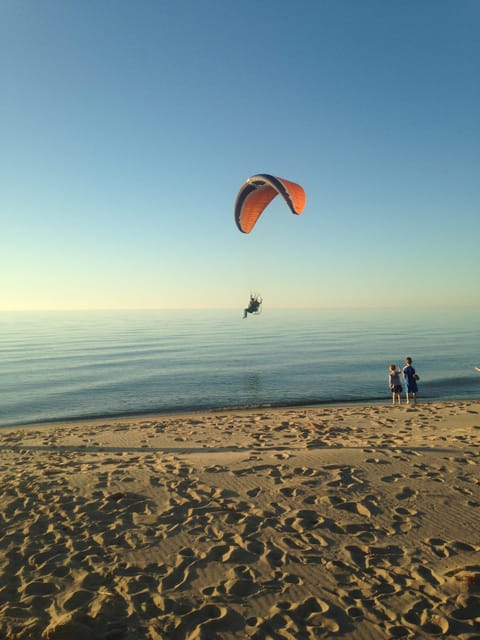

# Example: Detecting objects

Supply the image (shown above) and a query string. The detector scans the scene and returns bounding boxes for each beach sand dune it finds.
[0,401,479,639]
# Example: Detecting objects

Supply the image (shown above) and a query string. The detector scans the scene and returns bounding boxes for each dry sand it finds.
[0,400,479,639]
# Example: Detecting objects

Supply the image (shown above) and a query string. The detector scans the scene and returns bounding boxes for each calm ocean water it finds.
[1,308,479,428]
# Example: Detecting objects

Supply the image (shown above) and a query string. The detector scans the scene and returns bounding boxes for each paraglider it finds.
[235,173,306,318]
[234,174,306,234]
[243,294,263,319]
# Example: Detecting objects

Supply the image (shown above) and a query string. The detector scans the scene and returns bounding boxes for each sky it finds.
[1,0,479,310]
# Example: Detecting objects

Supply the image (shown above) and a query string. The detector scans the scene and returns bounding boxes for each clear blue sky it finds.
[2,0,479,310]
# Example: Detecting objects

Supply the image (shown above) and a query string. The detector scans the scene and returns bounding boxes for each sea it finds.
[1,308,479,428]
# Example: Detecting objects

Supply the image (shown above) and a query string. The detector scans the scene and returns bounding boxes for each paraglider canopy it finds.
[234,174,306,234]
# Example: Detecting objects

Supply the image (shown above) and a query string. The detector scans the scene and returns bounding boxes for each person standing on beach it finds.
[402,357,418,404]
[389,364,403,405]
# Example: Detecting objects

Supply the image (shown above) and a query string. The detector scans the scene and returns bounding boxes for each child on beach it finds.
[402,357,418,404]
[389,364,403,405]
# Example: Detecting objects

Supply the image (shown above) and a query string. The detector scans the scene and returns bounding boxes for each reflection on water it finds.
[243,372,263,400]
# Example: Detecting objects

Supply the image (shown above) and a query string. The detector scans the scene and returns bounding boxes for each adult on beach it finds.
[402,357,418,404]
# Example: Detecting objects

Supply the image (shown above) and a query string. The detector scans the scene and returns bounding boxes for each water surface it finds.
[1,308,479,427]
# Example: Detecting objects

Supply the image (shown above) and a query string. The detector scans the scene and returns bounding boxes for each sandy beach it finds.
[0,400,479,639]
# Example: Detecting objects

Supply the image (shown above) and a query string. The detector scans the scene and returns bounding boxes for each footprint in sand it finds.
[381,473,404,483]
[205,541,257,565]
[159,548,199,591]
[344,523,379,544]
[62,588,94,611]
[451,595,480,621]
[293,466,324,478]
[205,565,261,599]
[467,499,480,507]
[264,596,344,636]
[284,509,321,532]
[424,537,450,558]
[279,486,303,498]
[345,545,368,569]
[392,513,414,534]
[327,495,379,518]
[263,541,289,569]
[453,484,473,495]
[326,466,365,490]
[224,576,260,597]
[345,544,405,569]
[274,452,292,460]
[168,603,244,639]
[395,486,418,500]
[424,538,477,560]
[203,464,229,473]
[411,564,443,587]
[403,600,451,636]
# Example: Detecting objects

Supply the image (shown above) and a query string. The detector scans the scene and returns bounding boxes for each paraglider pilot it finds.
[243,295,262,319]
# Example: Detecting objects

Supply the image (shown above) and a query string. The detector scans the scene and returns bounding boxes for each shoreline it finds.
[1,400,479,639]
[3,394,480,432]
